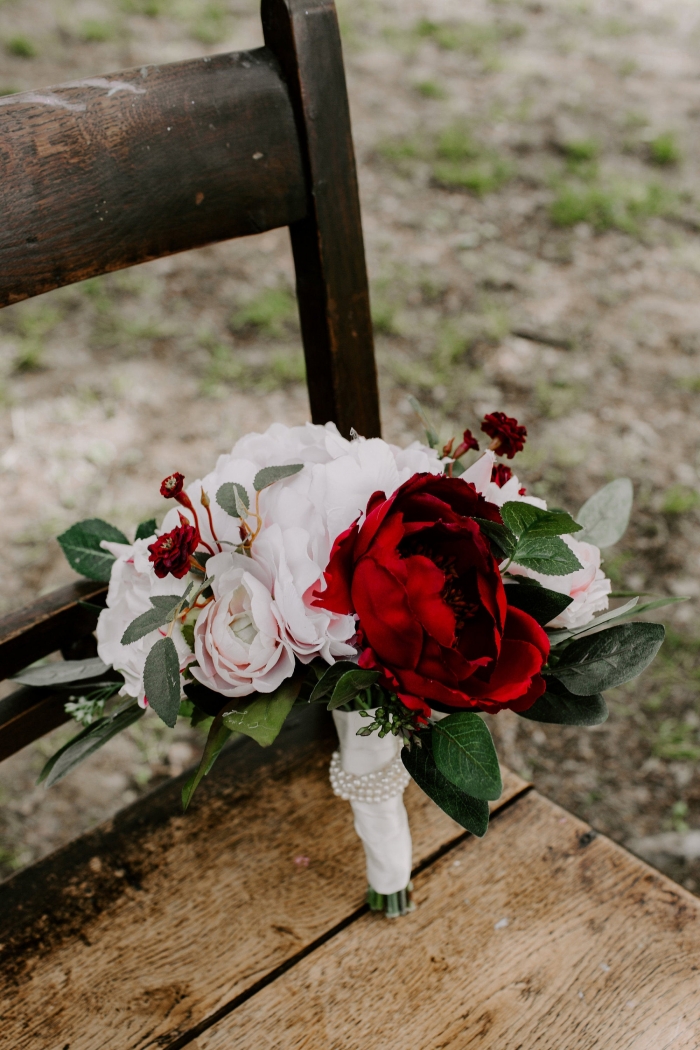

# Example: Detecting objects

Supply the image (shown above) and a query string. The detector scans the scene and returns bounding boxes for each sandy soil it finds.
[2,0,700,889]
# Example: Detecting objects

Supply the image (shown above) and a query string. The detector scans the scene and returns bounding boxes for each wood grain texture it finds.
[0,48,307,306]
[263,0,381,439]
[0,703,526,1050]
[200,790,700,1050]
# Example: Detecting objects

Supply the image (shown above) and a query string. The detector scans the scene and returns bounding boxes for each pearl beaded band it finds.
[329,750,411,803]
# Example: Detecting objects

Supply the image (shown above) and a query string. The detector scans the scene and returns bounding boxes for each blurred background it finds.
[2,0,700,891]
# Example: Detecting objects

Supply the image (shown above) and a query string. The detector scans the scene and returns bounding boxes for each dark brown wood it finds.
[0,49,307,306]
[263,0,381,439]
[0,697,527,1050]
[0,579,106,682]
[0,687,72,762]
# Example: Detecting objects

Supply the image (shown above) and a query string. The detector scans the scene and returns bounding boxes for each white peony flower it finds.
[508,534,611,629]
[96,537,193,706]
[190,551,295,697]
[461,450,547,509]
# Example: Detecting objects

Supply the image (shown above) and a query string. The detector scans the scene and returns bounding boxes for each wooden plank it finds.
[0,579,106,682]
[199,790,700,1050]
[0,48,307,307]
[263,0,381,439]
[0,704,527,1050]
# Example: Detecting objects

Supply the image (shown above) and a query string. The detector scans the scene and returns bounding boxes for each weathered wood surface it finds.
[0,49,307,307]
[0,705,527,1050]
[263,0,380,439]
[200,790,700,1050]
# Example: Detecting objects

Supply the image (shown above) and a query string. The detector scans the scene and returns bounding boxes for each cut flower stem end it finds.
[367,882,415,918]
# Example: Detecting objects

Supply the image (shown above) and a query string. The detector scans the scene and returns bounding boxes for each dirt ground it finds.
[2,0,700,890]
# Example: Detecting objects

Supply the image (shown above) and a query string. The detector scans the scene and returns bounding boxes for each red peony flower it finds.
[160,472,185,499]
[315,474,549,717]
[491,463,513,487]
[148,524,199,579]
[481,412,527,459]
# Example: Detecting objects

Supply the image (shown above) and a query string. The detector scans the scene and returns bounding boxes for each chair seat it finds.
[1,704,698,1049]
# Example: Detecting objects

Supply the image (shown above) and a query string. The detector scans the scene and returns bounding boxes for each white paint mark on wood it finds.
[0,92,86,112]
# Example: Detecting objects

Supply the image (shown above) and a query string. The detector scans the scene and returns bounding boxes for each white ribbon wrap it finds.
[332,710,412,895]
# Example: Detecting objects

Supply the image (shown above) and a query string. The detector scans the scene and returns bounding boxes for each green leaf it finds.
[432,712,502,800]
[473,518,516,559]
[182,719,232,811]
[551,621,665,695]
[222,673,304,746]
[38,701,145,787]
[57,519,129,581]
[135,518,157,540]
[327,669,380,711]
[512,535,583,576]
[504,580,573,627]
[576,478,633,548]
[519,679,608,725]
[309,660,360,703]
[501,502,582,539]
[120,595,183,645]
[216,482,250,518]
[402,735,489,837]
[408,395,440,450]
[547,596,641,645]
[253,464,304,492]
[12,657,109,687]
[143,636,182,727]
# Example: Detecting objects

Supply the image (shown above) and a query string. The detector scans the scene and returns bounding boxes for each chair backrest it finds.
[0,0,380,762]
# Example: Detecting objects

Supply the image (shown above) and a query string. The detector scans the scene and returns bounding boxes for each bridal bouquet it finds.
[16,410,674,917]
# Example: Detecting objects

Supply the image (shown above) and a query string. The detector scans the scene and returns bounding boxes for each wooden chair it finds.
[2,4,700,1046]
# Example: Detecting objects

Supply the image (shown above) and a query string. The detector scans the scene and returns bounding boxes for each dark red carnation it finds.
[148,524,199,579]
[481,412,527,459]
[453,428,480,459]
[491,463,513,488]
[160,472,185,499]
[315,473,549,717]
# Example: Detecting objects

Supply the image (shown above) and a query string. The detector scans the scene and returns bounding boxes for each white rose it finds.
[96,537,193,706]
[190,551,295,697]
[508,534,611,629]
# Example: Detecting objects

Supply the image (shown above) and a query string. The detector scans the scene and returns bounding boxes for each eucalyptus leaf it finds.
[504,580,573,627]
[432,712,502,800]
[135,518,157,541]
[38,701,144,787]
[57,519,129,581]
[143,636,182,727]
[402,735,489,837]
[519,679,608,725]
[253,464,304,492]
[216,482,250,518]
[12,657,109,688]
[222,673,304,746]
[120,595,183,645]
[182,719,232,811]
[576,478,633,548]
[551,621,665,695]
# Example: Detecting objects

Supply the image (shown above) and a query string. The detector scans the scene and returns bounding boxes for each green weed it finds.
[550,180,672,234]
[78,20,115,42]
[0,85,17,95]
[661,485,700,514]
[563,139,599,162]
[414,17,524,58]
[648,132,681,166]
[371,299,400,337]
[653,719,700,762]
[6,35,37,58]
[414,79,447,100]
[266,351,306,388]
[433,156,513,195]
[191,2,227,44]
[229,288,298,339]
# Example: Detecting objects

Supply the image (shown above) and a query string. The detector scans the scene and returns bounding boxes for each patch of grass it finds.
[414,17,524,57]
[120,0,171,15]
[0,85,17,96]
[648,132,681,166]
[78,20,116,42]
[661,485,700,515]
[413,79,447,100]
[653,719,700,762]
[562,138,599,179]
[191,2,227,44]
[671,800,690,833]
[5,35,37,58]
[10,304,60,372]
[535,379,580,420]
[550,180,672,234]
[371,299,400,337]
[430,122,513,196]
[200,342,246,395]
[265,351,306,388]
[229,288,298,339]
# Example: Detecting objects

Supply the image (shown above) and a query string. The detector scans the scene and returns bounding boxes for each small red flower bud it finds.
[148,524,199,579]
[491,463,513,487]
[481,412,527,459]
[518,486,527,496]
[200,489,210,508]
[453,428,480,459]
[160,472,185,499]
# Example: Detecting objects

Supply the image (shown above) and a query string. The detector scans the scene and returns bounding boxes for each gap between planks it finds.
[159,782,534,1050]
